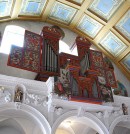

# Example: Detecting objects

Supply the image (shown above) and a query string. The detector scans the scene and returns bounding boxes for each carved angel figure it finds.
[14,88,23,102]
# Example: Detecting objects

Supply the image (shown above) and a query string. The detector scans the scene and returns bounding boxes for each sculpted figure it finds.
[14,88,23,102]
[122,103,128,115]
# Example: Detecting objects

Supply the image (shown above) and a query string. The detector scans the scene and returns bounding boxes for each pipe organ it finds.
[8,26,117,104]
[40,26,61,75]
[8,26,62,78]
[57,36,116,103]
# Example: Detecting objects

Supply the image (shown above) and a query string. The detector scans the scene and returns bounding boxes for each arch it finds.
[109,115,130,134]
[0,102,51,134]
[52,110,109,134]
[0,25,25,54]
[0,118,26,134]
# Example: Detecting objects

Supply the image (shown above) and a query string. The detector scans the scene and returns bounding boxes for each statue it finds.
[14,88,23,102]
[122,103,128,115]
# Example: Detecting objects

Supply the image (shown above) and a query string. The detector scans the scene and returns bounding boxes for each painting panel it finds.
[22,49,40,72]
[105,69,117,88]
[54,69,71,99]
[88,0,124,21]
[49,1,77,24]
[121,53,130,72]
[100,31,127,57]
[77,14,103,38]
[113,80,128,97]
[89,50,104,68]
[115,10,130,41]
[24,30,42,52]
[99,84,114,102]
[7,45,23,68]
[103,56,114,69]
[20,0,47,16]
[0,0,13,17]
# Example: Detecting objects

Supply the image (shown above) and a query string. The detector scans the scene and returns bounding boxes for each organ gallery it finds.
[8,26,117,104]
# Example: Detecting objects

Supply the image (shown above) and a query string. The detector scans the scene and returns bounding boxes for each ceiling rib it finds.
[11,0,22,19]
[69,0,92,28]
[41,0,56,21]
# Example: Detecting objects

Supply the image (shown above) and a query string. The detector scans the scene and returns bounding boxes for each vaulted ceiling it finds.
[0,0,130,80]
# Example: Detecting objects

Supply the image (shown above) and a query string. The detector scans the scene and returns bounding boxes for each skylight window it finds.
[0,25,25,54]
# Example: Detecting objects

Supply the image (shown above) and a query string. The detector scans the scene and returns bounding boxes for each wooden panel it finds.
[105,69,117,88]
[22,49,40,72]
[89,50,104,69]
[98,83,114,102]
[8,45,23,68]
[24,30,42,52]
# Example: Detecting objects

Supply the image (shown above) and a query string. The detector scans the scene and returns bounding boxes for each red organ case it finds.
[8,27,117,103]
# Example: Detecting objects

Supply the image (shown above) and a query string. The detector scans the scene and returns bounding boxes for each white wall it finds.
[113,63,130,96]
[0,126,24,134]
[87,129,98,134]
[0,20,77,47]
[113,126,130,134]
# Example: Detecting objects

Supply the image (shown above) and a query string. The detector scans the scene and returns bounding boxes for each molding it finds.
[52,98,116,112]
[0,74,48,94]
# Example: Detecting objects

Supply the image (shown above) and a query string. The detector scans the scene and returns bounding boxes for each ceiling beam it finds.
[94,1,130,43]
[11,0,22,19]
[41,0,56,21]
[69,0,92,29]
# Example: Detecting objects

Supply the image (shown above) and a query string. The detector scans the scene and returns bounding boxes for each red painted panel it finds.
[8,45,23,68]
[89,50,104,69]
[24,30,42,52]
[105,69,117,88]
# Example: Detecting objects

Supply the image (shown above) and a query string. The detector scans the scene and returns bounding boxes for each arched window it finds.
[0,25,25,54]
[59,40,78,56]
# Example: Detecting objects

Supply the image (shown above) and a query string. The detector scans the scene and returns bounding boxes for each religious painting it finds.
[54,69,71,98]
[7,45,23,68]
[24,30,42,52]
[105,69,117,88]
[49,1,77,24]
[99,84,113,102]
[89,50,104,69]
[103,56,114,69]
[113,80,128,97]
[22,49,40,72]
